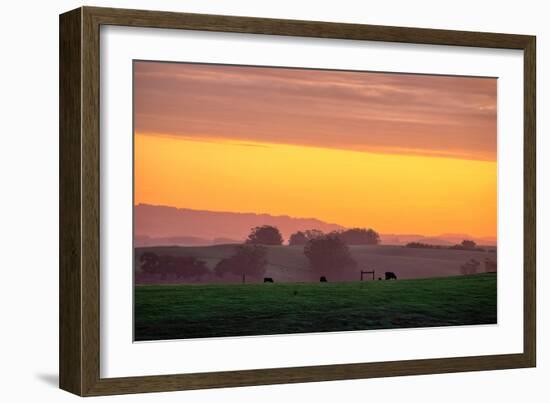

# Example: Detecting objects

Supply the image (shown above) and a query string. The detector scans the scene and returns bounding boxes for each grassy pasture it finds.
[134,273,496,341]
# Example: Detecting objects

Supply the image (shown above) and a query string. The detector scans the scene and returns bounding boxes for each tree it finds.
[141,253,209,281]
[245,225,284,245]
[304,234,357,276]
[288,229,324,246]
[157,255,178,279]
[171,256,209,280]
[187,259,209,280]
[460,258,480,275]
[214,244,268,281]
[289,231,308,245]
[461,240,477,249]
[139,252,160,275]
[335,228,380,245]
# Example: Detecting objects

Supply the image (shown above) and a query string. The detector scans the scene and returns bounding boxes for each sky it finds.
[134,61,497,238]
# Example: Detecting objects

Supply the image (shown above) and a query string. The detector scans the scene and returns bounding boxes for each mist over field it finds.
[135,243,496,284]
[134,204,497,285]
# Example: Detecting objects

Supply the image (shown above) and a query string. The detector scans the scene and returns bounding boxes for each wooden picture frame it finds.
[59,6,536,396]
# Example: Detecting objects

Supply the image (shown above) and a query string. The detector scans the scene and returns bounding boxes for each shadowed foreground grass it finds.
[134,273,496,341]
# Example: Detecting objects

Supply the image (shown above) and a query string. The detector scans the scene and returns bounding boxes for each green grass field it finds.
[134,272,496,341]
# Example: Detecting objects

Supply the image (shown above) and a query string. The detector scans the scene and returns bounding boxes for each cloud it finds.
[134,61,497,161]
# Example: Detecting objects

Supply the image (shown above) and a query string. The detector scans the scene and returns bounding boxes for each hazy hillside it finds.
[135,204,344,244]
[135,204,496,247]
[380,233,496,246]
[135,234,241,247]
[135,244,497,283]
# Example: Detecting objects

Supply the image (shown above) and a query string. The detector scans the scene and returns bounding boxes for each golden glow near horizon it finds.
[134,62,497,239]
[135,133,496,238]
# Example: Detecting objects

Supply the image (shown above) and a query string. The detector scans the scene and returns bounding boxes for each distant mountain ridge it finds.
[135,204,345,246]
[380,233,496,247]
[135,204,496,247]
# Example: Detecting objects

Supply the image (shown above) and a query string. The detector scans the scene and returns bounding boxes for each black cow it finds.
[320,276,328,282]
[385,272,397,280]
[263,277,274,283]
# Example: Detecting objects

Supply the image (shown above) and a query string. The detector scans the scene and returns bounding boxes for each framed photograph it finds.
[59,6,536,396]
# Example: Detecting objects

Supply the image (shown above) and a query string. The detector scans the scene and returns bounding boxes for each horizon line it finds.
[135,203,497,241]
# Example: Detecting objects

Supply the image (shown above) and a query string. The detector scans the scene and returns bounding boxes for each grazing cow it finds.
[385,272,397,280]
[263,277,274,283]
[320,276,328,282]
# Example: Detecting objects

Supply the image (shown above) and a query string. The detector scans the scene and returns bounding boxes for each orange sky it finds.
[134,61,497,238]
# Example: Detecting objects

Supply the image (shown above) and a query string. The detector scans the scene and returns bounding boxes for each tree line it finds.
[406,239,491,252]
[138,225,379,282]
[246,225,380,246]
[138,244,267,282]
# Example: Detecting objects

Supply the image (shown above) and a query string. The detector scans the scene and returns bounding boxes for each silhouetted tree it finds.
[304,234,357,276]
[450,239,480,251]
[141,253,209,280]
[288,229,324,246]
[246,225,284,245]
[158,255,177,279]
[139,252,160,275]
[405,242,442,249]
[289,231,308,245]
[334,228,380,245]
[214,244,268,281]
[484,258,497,273]
[171,256,209,280]
[460,258,480,275]
[189,259,209,279]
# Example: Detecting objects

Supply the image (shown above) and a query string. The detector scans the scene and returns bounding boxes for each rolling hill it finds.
[135,204,496,247]
[135,243,497,283]
[135,204,344,246]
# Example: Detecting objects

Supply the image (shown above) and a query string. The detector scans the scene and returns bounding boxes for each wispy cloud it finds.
[134,62,496,161]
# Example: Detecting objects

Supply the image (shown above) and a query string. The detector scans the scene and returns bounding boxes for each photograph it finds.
[54,4,538,397]
[133,61,498,341]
